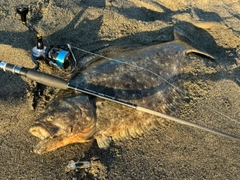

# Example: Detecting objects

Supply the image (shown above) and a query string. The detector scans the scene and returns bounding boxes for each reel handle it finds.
[16,4,29,24]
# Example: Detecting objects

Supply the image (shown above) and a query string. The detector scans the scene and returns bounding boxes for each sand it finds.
[0,0,240,179]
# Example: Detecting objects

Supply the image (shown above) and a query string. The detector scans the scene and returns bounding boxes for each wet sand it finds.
[0,0,240,179]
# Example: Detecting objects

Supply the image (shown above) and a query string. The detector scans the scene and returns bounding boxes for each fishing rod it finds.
[0,60,240,142]
[1,4,240,142]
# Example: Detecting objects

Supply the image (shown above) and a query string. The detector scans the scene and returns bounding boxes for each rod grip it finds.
[24,69,68,89]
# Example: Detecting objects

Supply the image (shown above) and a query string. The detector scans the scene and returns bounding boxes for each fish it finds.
[29,27,218,154]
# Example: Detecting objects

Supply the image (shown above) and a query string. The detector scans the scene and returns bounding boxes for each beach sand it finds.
[0,0,240,179]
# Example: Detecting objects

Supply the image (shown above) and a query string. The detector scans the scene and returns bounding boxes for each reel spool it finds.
[32,44,77,73]
[45,45,76,71]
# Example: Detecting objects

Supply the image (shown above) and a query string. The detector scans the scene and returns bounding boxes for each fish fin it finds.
[174,26,215,60]
[185,49,215,59]
[112,118,173,140]
[95,133,112,149]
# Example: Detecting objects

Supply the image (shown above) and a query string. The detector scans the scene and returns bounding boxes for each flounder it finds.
[30,28,214,154]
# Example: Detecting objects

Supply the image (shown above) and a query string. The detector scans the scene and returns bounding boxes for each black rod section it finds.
[0,61,68,89]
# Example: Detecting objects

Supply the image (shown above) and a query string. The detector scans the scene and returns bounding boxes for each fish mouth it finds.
[29,123,96,155]
[29,124,63,155]
[32,138,52,155]
[29,127,70,155]
[31,133,91,155]
[31,136,66,155]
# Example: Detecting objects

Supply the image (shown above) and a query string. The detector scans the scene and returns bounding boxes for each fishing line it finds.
[0,58,240,141]
[71,45,240,125]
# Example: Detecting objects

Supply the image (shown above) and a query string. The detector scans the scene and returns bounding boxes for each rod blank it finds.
[1,60,240,142]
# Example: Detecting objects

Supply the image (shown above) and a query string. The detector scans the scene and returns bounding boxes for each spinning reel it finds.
[16,4,76,73]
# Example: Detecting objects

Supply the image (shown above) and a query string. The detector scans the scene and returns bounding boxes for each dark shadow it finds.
[232,67,240,87]
[194,8,222,21]
[0,0,106,50]
[113,2,191,22]
[72,0,106,8]
[0,3,237,65]
[0,71,27,101]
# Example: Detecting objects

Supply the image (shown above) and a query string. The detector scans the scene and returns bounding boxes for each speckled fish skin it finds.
[29,28,214,154]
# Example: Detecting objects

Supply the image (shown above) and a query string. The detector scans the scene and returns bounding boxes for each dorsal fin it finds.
[185,49,215,59]
[174,26,215,60]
